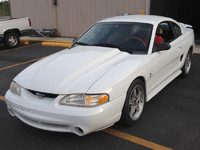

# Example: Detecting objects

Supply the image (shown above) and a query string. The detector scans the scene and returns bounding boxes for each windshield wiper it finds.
[75,42,89,46]
[94,43,133,54]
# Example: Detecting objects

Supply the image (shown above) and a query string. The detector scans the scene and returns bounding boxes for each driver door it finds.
[149,21,182,92]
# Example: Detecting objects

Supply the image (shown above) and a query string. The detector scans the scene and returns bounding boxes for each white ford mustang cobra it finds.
[5,15,194,136]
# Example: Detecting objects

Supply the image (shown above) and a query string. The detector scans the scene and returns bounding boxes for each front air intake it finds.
[28,90,58,98]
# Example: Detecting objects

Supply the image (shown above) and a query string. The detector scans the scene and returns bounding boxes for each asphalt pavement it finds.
[0,42,200,150]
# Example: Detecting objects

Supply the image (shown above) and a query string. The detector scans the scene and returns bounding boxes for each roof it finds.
[98,15,174,25]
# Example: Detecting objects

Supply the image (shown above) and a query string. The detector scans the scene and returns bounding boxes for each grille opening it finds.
[28,90,58,98]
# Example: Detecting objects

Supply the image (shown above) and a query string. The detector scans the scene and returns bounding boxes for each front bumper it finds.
[5,88,126,136]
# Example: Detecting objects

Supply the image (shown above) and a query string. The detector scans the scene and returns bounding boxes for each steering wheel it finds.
[127,37,146,48]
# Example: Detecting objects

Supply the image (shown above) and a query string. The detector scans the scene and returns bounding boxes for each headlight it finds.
[59,94,109,107]
[10,81,21,96]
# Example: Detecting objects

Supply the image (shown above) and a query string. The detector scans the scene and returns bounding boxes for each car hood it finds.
[14,46,142,94]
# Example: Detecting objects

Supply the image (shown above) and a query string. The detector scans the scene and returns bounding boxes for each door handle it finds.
[176,47,181,51]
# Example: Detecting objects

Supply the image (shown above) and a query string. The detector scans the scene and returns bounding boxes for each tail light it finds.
[28,18,31,27]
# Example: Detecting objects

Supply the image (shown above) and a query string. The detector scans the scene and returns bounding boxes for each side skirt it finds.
[146,70,182,102]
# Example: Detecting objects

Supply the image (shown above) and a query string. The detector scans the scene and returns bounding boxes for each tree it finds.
[0,1,11,16]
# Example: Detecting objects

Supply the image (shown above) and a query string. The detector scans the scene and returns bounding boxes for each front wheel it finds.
[120,79,146,126]
[4,33,20,49]
[181,50,192,78]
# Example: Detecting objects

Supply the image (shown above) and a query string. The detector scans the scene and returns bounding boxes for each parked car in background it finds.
[5,15,194,136]
[0,17,31,48]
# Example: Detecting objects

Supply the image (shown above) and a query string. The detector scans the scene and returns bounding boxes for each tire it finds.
[181,50,192,78]
[4,33,20,49]
[120,79,146,126]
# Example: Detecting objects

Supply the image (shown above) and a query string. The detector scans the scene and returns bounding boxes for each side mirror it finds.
[153,42,171,52]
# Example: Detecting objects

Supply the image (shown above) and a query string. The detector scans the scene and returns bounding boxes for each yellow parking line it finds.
[103,128,173,150]
[0,43,40,54]
[0,57,44,71]
[0,95,5,101]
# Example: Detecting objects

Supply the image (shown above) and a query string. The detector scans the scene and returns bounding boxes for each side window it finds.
[157,22,174,43]
[170,22,182,38]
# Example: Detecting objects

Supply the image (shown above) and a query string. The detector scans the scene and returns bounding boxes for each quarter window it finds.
[170,22,182,38]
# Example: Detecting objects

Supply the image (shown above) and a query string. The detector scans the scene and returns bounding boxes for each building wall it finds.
[10,0,57,29]
[10,0,146,37]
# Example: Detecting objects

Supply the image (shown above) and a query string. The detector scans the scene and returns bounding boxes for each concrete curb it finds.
[41,41,73,47]
[20,41,29,45]
[20,39,73,47]
[20,39,46,42]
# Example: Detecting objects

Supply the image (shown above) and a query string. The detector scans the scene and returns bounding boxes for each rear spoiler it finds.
[179,22,193,29]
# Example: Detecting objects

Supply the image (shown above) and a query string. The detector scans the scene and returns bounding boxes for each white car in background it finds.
[5,15,194,136]
[0,17,31,48]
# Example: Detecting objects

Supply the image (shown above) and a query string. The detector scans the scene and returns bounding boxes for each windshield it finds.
[75,22,153,54]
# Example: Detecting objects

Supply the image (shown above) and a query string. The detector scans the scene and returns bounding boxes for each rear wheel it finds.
[120,79,146,126]
[4,33,20,49]
[181,50,192,77]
